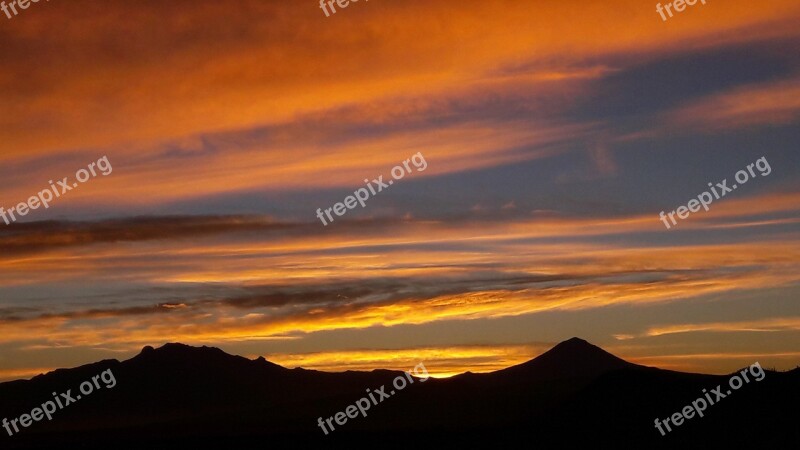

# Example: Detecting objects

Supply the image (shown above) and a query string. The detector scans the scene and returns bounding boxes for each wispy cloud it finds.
[666,77,800,130]
[646,317,800,337]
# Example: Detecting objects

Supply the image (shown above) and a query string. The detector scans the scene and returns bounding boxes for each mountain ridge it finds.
[0,338,797,449]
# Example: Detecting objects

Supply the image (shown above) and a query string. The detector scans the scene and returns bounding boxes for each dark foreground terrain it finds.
[0,338,797,449]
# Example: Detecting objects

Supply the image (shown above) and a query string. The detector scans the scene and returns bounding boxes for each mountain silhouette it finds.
[491,337,638,380]
[0,339,797,449]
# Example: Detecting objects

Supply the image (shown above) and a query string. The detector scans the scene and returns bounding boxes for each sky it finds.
[0,0,799,381]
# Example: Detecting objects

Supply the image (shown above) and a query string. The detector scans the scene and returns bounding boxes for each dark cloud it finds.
[0,216,296,256]
[0,269,682,327]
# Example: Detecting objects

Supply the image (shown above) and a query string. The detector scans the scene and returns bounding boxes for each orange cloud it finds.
[2,0,799,158]
[1,238,796,349]
[666,77,800,130]
[646,317,800,337]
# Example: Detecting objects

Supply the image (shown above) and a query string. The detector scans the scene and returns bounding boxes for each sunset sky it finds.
[1,0,799,381]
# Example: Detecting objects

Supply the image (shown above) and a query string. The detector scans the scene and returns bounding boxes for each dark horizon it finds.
[1,337,797,449]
